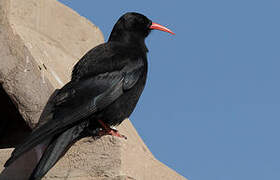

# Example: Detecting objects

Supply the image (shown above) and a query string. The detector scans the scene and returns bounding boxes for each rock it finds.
[0,0,104,128]
[0,0,187,179]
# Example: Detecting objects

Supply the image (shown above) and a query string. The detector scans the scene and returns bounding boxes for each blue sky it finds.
[59,1,280,179]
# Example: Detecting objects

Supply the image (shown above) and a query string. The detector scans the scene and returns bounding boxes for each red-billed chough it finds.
[4,12,174,180]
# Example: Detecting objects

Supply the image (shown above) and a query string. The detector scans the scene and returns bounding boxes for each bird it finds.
[4,12,174,180]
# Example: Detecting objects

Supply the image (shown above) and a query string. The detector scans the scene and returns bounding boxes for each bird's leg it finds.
[98,120,127,139]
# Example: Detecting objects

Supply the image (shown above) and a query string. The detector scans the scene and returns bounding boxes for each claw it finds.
[98,129,127,139]
[98,120,127,139]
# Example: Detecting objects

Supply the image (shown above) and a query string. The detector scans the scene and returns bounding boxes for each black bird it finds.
[4,12,174,180]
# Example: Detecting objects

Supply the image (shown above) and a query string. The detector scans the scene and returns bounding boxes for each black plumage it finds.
[4,12,174,180]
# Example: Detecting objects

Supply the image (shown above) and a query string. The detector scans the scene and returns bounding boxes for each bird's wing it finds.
[122,58,145,90]
[5,63,144,167]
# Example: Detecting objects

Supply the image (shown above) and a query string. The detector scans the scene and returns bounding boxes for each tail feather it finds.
[29,121,89,180]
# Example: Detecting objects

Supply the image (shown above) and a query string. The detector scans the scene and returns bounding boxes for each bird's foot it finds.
[98,120,127,139]
[98,128,127,139]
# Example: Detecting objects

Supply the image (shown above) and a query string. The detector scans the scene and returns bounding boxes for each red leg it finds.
[98,120,127,139]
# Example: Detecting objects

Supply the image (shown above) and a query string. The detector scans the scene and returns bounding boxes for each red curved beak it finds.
[149,22,175,35]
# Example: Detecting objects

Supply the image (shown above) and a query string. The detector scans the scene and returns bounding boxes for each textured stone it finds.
[0,0,186,179]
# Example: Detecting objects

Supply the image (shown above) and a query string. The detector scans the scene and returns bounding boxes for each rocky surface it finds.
[0,0,187,179]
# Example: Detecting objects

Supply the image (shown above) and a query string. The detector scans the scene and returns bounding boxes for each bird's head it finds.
[109,12,174,44]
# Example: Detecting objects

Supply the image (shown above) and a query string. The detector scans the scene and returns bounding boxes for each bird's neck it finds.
[108,32,148,53]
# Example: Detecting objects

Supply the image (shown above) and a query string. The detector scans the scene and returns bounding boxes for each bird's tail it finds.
[29,121,89,180]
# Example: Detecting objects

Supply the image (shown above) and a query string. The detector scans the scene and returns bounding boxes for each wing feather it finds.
[5,72,124,167]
